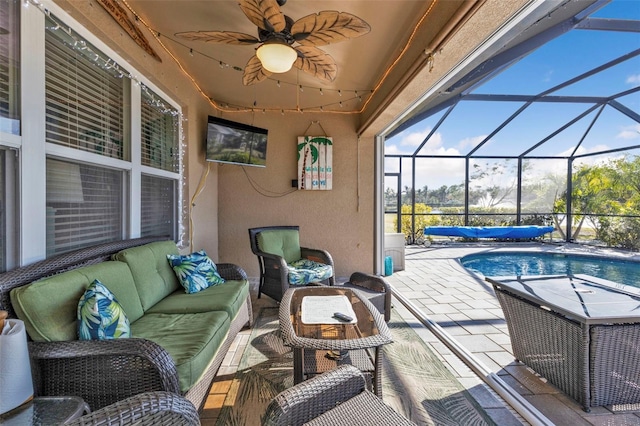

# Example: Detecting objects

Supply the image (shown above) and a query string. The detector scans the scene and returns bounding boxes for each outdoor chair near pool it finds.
[249,226,335,302]
[262,365,415,426]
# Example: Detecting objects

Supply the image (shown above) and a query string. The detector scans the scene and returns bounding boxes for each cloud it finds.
[457,135,487,151]
[626,74,640,84]
[617,124,640,140]
[543,69,554,82]
[400,129,431,147]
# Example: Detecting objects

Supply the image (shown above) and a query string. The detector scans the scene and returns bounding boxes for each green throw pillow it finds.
[77,279,131,340]
[167,250,225,294]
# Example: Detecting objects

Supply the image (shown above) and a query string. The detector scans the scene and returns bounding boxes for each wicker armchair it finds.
[67,391,200,425]
[249,226,335,302]
[340,272,392,322]
[262,365,415,426]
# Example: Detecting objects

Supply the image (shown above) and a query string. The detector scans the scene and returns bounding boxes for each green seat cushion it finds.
[10,261,142,342]
[113,240,181,311]
[257,229,301,264]
[146,280,249,318]
[131,311,230,393]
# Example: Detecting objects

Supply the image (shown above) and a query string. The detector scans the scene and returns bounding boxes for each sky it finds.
[384,0,640,190]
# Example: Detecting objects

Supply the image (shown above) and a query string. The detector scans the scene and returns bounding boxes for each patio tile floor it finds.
[202,241,640,425]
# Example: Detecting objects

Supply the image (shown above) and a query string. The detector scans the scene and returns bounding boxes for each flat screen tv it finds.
[205,116,268,167]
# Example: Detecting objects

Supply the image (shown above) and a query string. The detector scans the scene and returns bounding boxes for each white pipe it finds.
[390,286,555,426]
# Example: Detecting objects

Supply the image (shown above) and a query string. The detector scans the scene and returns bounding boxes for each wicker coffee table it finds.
[279,286,392,396]
[488,274,640,411]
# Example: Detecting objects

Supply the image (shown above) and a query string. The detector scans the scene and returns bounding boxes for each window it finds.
[0,0,20,135]
[141,87,178,172]
[0,4,182,265]
[0,148,18,272]
[39,12,180,258]
[141,174,176,239]
[46,158,124,256]
[44,16,128,159]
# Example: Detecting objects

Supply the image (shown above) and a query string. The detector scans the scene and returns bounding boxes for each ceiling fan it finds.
[175,0,370,86]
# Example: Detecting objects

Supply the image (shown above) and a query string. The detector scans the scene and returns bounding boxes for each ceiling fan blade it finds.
[243,55,273,86]
[239,0,286,33]
[291,11,371,46]
[175,31,259,45]
[293,46,337,82]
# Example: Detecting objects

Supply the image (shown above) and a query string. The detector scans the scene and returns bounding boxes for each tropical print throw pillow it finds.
[77,279,130,340]
[167,250,225,294]
[287,259,333,285]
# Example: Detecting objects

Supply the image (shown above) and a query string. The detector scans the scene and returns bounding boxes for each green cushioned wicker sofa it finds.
[0,237,252,412]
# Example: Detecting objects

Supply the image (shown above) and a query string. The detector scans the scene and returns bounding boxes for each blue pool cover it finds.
[424,225,554,239]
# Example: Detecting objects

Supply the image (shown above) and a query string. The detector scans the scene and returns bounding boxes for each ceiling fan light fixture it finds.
[256,40,297,73]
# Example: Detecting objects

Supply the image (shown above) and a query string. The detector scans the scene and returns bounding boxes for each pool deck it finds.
[386,241,640,426]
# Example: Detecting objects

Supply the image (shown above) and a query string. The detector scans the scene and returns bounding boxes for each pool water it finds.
[460,252,640,288]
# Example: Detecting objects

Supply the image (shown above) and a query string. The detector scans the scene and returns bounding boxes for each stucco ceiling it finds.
[122,0,474,116]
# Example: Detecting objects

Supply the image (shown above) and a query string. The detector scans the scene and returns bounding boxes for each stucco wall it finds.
[215,111,374,279]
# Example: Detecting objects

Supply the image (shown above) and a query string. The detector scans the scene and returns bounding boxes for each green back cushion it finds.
[10,261,142,342]
[257,229,301,264]
[147,280,249,318]
[113,240,180,311]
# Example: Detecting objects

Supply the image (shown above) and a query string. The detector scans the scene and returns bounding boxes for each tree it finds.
[468,160,522,208]
[554,155,640,248]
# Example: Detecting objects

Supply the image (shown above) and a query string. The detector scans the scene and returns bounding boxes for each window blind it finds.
[141,87,179,172]
[45,16,126,159]
[46,158,124,256]
[141,174,175,239]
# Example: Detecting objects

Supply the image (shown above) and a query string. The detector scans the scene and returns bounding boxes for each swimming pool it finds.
[460,251,640,288]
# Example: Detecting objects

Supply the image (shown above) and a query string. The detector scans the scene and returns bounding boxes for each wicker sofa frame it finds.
[0,237,253,412]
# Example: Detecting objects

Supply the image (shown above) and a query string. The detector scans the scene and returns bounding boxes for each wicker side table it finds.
[279,286,392,396]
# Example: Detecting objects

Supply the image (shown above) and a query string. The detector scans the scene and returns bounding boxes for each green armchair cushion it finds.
[113,240,181,311]
[287,259,333,285]
[256,229,302,264]
[131,311,230,393]
[146,279,250,319]
[10,261,142,342]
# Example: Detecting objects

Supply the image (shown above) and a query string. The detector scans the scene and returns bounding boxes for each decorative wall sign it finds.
[97,0,162,62]
[297,136,333,190]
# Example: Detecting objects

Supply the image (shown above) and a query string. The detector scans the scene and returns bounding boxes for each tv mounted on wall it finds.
[205,116,268,167]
